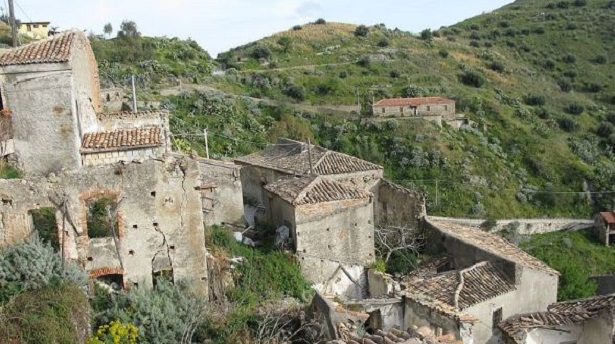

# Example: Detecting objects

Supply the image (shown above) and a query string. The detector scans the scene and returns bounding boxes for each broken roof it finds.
[235,138,382,176]
[96,110,170,120]
[427,219,559,275]
[499,293,615,344]
[373,96,455,107]
[81,127,163,152]
[264,174,371,206]
[407,261,515,310]
[600,211,615,224]
[0,30,82,66]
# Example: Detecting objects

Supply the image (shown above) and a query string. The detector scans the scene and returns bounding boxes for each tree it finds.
[375,226,423,270]
[420,28,432,40]
[103,23,113,38]
[117,20,140,39]
[354,25,369,37]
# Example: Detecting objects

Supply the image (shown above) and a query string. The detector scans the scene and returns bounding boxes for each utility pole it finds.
[8,0,17,47]
[435,179,439,207]
[307,138,313,174]
[131,75,138,112]
[203,129,210,159]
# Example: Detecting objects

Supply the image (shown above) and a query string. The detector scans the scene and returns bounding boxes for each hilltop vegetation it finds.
[93,2,615,218]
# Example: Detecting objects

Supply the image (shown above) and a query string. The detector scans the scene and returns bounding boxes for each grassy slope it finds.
[207,1,615,218]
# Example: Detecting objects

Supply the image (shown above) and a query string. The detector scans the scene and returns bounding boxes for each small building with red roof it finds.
[595,211,615,245]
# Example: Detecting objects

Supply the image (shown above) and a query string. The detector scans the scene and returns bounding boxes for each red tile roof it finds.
[374,97,454,107]
[0,30,79,66]
[600,211,615,224]
[81,127,163,152]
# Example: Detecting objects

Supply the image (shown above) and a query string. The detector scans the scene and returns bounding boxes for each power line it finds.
[13,0,31,23]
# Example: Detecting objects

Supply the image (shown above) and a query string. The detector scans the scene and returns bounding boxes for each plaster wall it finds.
[70,37,102,134]
[295,199,374,266]
[82,147,164,166]
[1,67,82,175]
[197,159,244,226]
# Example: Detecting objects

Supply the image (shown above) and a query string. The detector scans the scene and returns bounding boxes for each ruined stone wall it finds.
[265,192,297,231]
[0,65,82,175]
[376,180,425,229]
[295,199,374,267]
[403,296,466,341]
[303,256,366,299]
[70,37,102,135]
[82,146,165,166]
[428,216,594,236]
[197,159,244,226]
[239,165,291,207]
[0,157,209,296]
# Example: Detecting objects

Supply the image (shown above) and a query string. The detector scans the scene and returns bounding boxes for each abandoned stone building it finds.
[594,210,615,246]
[413,218,560,343]
[0,30,103,175]
[372,97,455,118]
[499,293,615,344]
[235,138,384,208]
[264,174,375,283]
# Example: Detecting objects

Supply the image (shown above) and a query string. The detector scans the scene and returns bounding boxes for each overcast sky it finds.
[13,0,513,56]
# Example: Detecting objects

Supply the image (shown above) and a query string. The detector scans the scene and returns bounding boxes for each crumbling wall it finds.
[309,257,367,299]
[403,296,467,341]
[1,66,82,175]
[70,35,102,134]
[197,159,244,226]
[238,165,291,207]
[81,146,165,166]
[296,199,374,266]
[376,179,425,229]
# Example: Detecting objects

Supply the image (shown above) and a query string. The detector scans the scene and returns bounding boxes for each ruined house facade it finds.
[0,31,170,175]
[499,293,615,344]
[419,219,560,344]
[372,97,455,119]
[0,158,209,295]
[264,175,375,284]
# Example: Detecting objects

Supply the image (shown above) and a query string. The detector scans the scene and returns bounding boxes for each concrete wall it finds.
[82,146,165,166]
[295,199,374,266]
[376,180,425,229]
[0,157,209,296]
[197,159,244,226]
[373,102,454,118]
[427,216,594,235]
[1,65,82,175]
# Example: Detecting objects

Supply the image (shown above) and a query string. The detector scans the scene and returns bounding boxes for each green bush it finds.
[562,53,577,64]
[489,60,505,73]
[596,123,614,138]
[251,44,272,60]
[357,55,370,68]
[354,25,369,37]
[0,162,21,179]
[438,49,449,58]
[314,18,326,25]
[389,69,401,78]
[420,29,432,40]
[565,103,585,115]
[524,94,546,106]
[459,70,486,88]
[594,54,608,64]
[292,25,302,31]
[377,38,389,47]
[558,116,577,132]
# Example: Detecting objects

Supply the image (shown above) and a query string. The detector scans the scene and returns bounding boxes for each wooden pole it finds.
[204,129,210,159]
[8,0,17,47]
[131,75,138,112]
[307,138,313,174]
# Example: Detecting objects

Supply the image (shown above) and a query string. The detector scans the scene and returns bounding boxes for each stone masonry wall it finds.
[427,216,594,235]
[197,158,244,226]
[376,180,426,229]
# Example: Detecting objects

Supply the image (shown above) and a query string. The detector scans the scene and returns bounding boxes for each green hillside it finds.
[94,1,615,218]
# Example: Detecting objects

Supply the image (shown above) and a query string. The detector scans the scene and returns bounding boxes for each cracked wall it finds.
[0,156,209,296]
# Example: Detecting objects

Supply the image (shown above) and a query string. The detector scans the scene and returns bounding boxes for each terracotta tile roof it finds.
[498,293,615,343]
[235,138,382,175]
[81,127,163,152]
[333,326,462,344]
[407,261,515,310]
[374,97,455,107]
[0,30,79,66]
[427,219,559,275]
[264,175,371,206]
[600,211,615,224]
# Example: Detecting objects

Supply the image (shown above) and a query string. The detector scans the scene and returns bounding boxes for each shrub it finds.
[420,28,432,40]
[389,69,401,78]
[524,94,546,106]
[438,49,449,58]
[558,79,573,92]
[338,70,348,78]
[314,18,326,24]
[566,23,578,30]
[563,70,577,79]
[251,44,272,60]
[480,218,498,231]
[401,85,426,97]
[0,161,21,179]
[489,60,505,73]
[562,53,577,63]
[557,1,570,8]
[354,25,369,37]
[459,70,486,88]
[292,25,302,31]
[377,38,389,47]
[558,116,577,132]
[357,55,370,67]
[469,40,480,47]
[499,21,510,28]
[543,59,556,70]
[470,24,480,30]
[594,55,608,64]
[504,28,516,37]
[283,84,305,101]
[586,83,603,93]
[470,30,481,40]
[606,112,615,123]
[535,26,546,34]
[597,123,614,138]
[565,103,585,115]
[573,0,587,6]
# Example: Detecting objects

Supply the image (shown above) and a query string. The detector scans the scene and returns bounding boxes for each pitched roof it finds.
[81,127,163,152]
[427,219,559,275]
[264,175,371,206]
[407,261,515,310]
[374,96,455,107]
[600,211,615,224]
[235,138,382,175]
[498,293,615,344]
[0,30,79,66]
